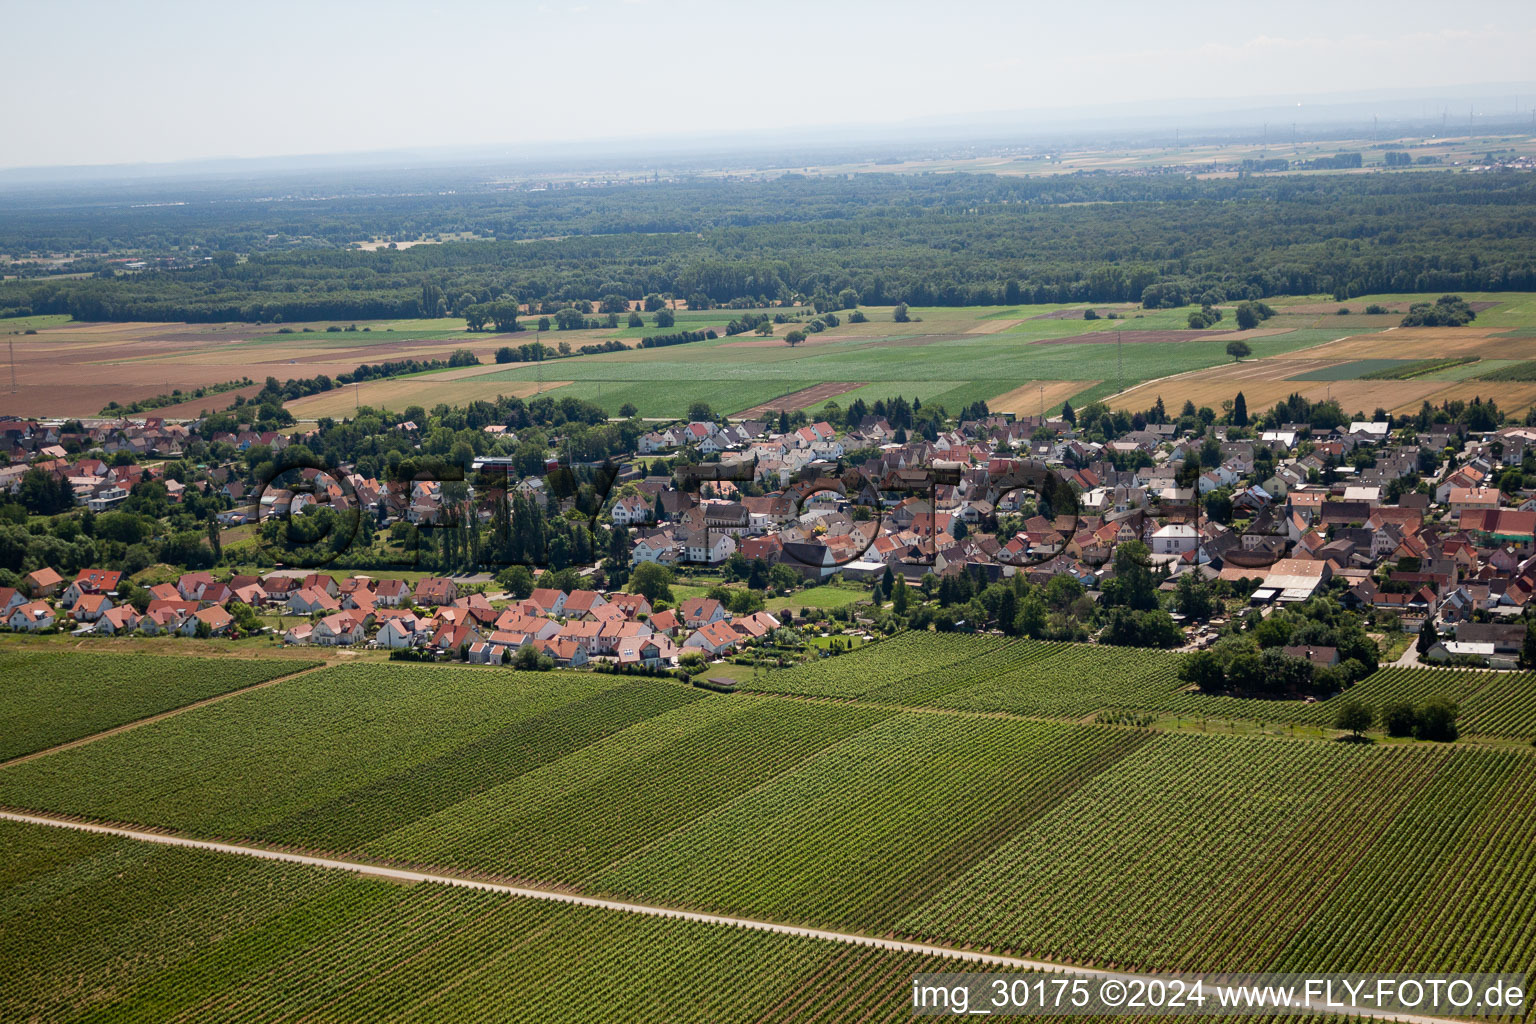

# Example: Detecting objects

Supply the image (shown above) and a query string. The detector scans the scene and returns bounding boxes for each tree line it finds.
[4,172,1535,324]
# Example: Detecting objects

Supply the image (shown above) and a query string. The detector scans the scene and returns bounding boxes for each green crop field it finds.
[1287,358,1409,381]
[0,819,987,1024]
[593,714,1148,932]
[749,630,1012,699]
[748,634,1536,739]
[5,653,1536,1013]
[460,316,1356,418]
[1358,356,1481,380]
[0,651,319,762]
[1474,360,1536,382]
[0,664,703,835]
[899,734,1513,973]
[358,696,891,883]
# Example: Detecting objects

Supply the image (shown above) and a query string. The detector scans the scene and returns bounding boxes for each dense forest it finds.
[3,170,1535,322]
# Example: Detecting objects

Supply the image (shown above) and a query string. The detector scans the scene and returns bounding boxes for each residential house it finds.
[62,569,122,606]
[414,577,458,607]
[9,601,56,631]
[684,619,742,657]
[24,567,63,598]
[679,597,730,629]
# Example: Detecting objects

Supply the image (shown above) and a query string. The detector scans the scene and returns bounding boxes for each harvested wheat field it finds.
[0,320,514,417]
[1283,326,1536,361]
[966,318,1023,334]
[1108,356,1536,416]
[287,376,569,420]
[990,380,1099,416]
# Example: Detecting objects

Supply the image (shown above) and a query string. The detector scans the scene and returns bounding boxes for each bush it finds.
[1415,696,1459,742]
[1381,701,1418,738]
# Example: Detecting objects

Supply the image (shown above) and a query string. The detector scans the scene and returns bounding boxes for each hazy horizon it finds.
[9,0,1536,172]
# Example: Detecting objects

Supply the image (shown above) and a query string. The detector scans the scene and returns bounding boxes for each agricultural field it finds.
[1109,296,1536,416]
[18,292,1536,422]
[592,714,1149,932]
[748,630,1013,699]
[0,664,705,835]
[747,633,1536,739]
[899,734,1498,973]
[0,650,318,762]
[0,819,988,1024]
[4,653,1536,1011]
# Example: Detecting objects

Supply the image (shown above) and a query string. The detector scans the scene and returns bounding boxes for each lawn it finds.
[764,584,868,614]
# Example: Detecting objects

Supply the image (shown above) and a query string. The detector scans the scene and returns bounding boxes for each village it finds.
[3,399,1536,673]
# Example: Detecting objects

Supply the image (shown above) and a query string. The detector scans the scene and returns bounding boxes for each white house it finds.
[684,530,735,565]
[313,612,365,646]
[1150,523,1199,557]
[684,619,741,657]
[9,601,56,631]
[376,614,423,649]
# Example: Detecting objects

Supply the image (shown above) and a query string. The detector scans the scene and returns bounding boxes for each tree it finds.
[627,311,644,327]
[496,565,535,599]
[1521,619,1536,669]
[654,309,675,329]
[1014,590,1048,638]
[1226,340,1252,362]
[1061,399,1076,426]
[891,574,909,614]
[1173,572,1216,620]
[1415,697,1459,742]
[629,562,674,603]
[784,329,806,348]
[1179,649,1227,692]
[1417,617,1438,656]
[1235,303,1259,330]
[1334,699,1373,740]
[1232,391,1248,427]
[489,299,520,332]
[892,303,910,323]
[618,402,639,418]
[1104,541,1158,610]
[1381,701,1418,737]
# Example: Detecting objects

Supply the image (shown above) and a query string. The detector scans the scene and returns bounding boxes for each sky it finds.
[7,0,1536,169]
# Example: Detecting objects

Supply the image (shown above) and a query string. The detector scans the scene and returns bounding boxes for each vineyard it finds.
[0,663,699,833]
[360,696,894,883]
[897,733,1449,972]
[749,630,1011,699]
[751,634,1536,740]
[593,715,1149,931]
[0,819,997,1023]
[922,641,1192,719]
[0,650,318,761]
[5,654,1536,1019]
[1459,671,1536,737]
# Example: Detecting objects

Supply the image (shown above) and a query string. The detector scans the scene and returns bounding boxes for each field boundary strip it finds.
[0,808,1472,1024]
[0,662,327,769]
